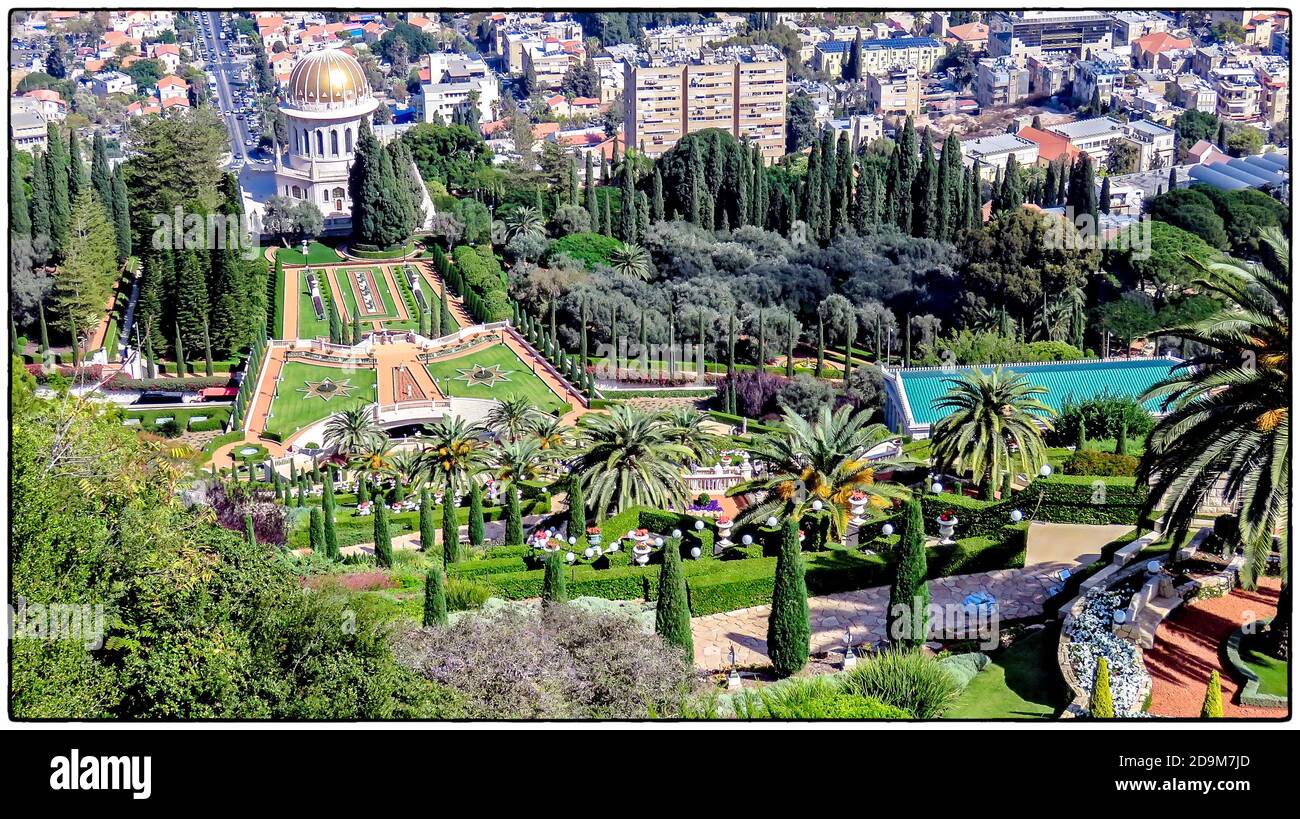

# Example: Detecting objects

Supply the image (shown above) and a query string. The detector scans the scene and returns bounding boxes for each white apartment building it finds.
[416,52,498,125]
[90,70,137,97]
[959,132,1040,181]
[988,10,1114,60]
[643,22,739,55]
[1047,116,1130,165]
[867,66,922,118]
[1125,118,1176,170]
[1211,66,1262,121]
[859,37,944,76]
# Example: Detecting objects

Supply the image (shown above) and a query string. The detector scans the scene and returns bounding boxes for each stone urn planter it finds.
[936,514,958,545]
[849,492,868,525]
[632,542,652,565]
[716,517,734,547]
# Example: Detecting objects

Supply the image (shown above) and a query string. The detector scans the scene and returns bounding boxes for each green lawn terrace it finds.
[423,342,570,416]
[883,356,1181,437]
[296,268,332,341]
[276,241,344,266]
[264,361,378,442]
[331,267,420,332]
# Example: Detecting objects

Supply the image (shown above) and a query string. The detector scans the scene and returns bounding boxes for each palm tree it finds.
[323,406,385,457]
[390,448,424,489]
[660,406,722,466]
[572,405,693,519]
[930,367,1055,498]
[609,242,653,281]
[485,396,541,442]
[503,205,544,241]
[350,439,398,485]
[418,416,488,492]
[1138,229,1288,653]
[488,437,552,486]
[729,405,917,544]
[530,415,570,452]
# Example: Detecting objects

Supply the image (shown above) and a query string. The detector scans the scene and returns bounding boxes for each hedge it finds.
[287,496,550,550]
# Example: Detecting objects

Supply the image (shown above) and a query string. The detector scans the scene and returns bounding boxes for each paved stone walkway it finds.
[691,565,1065,670]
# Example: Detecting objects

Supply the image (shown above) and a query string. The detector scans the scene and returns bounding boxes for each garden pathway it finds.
[1144,578,1283,718]
[691,565,1064,671]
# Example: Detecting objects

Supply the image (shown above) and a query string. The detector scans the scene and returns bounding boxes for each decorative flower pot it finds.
[936,515,958,545]
[849,493,868,525]
[716,518,734,547]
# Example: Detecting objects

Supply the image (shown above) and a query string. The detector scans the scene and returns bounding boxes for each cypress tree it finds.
[912,128,938,237]
[1168,164,1178,192]
[201,316,214,376]
[755,308,765,369]
[566,471,585,539]
[767,517,810,677]
[1200,670,1223,718]
[38,303,50,353]
[90,132,112,208]
[309,506,326,554]
[467,479,485,547]
[373,498,393,568]
[815,315,825,378]
[619,157,637,242]
[654,534,693,657]
[505,483,524,546]
[442,478,459,564]
[1116,416,1128,455]
[243,513,257,548]
[1098,176,1111,215]
[111,164,131,261]
[542,549,567,607]
[785,314,796,378]
[172,321,186,375]
[357,475,369,505]
[1044,161,1058,208]
[423,567,448,626]
[937,131,962,240]
[1090,657,1114,718]
[651,167,665,222]
[9,147,31,240]
[45,122,70,257]
[1002,154,1024,212]
[145,330,157,378]
[842,323,855,391]
[28,149,51,251]
[636,191,650,243]
[1077,418,1087,451]
[67,131,87,201]
[601,192,613,238]
[419,487,436,552]
[887,499,929,648]
[322,472,339,558]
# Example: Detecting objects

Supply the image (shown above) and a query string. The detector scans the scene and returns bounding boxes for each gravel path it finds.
[1144,578,1284,718]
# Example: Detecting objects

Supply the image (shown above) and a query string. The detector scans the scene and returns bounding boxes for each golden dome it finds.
[285,49,370,110]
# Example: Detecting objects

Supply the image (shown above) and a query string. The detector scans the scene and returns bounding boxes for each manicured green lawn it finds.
[943,625,1068,719]
[424,343,569,415]
[332,267,418,330]
[1240,633,1288,697]
[296,269,333,341]
[265,361,377,440]
[277,241,343,265]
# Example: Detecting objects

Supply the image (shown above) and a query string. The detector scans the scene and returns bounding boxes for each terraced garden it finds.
[264,361,377,441]
[423,343,569,415]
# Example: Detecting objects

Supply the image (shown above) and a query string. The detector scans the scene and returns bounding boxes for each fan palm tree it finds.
[503,205,544,241]
[729,405,918,543]
[608,242,654,281]
[350,439,398,484]
[660,406,722,466]
[572,405,694,519]
[530,415,570,452]
[323,406,385,457]
[485,396,541,442]
[1138,228,1288,632]
[418,416,488,492]
[930,367,1056,498]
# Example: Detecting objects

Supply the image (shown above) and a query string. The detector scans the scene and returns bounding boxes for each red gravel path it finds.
[1144,578,1286,718]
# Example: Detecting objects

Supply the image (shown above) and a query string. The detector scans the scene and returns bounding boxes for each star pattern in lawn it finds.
[298,377,356,401]
[453,363,513,388]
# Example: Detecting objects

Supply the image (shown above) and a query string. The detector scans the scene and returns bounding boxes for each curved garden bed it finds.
[1224,620,1288,710]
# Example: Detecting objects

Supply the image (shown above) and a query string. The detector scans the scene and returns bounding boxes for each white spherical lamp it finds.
[672,529,682,539]
[1040,464,1052,477]
[583,547,596,559]
[741,534,753,546]
[690,546,702,559]
[694,520,705,531]
[881,523,894,537]
[931,482,943,494]
[565,551,576,563]
[1010,509,1024,523]
[568,536,577,545]
[766,516,778,528]
[811,499,823,511]
[654,537,664,547]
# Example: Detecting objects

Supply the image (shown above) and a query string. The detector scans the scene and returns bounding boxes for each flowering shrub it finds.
[27,364,105,383]
[1065,589,1149,713]
[396,606,693,719]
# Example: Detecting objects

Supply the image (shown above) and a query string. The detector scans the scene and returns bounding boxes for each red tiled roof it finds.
[1133,31,1192,56]
[1017,126,1081,164]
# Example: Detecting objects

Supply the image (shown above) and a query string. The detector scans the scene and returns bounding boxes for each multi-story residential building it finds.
[866,65,922,118]
[959,132,1040,181]
[1047,116,1129,165]
[523,38,585,92]
[501,21,583,74]
[416,52,499,125]
[155,74,188,105]
[1130,31,1192,69]
[21,88,67,121]
[859,37,944,76]
[827,114,884,153]
[975,56,1030,107]
[988,10,1114,60]
[946,22,991,53]
[1124,118,1176,170]
[591,55,623,104]
[1255,58,1290,125]
[9,98,48,152]
[1027,53,1074,99]
[642,22,740,55]
[1073,57,1123,106]
[812,40,851,77]
[1175,76,1219,114]
[1211,66,1262,121]
[624,46,787,162]
[1109,11,1170,47]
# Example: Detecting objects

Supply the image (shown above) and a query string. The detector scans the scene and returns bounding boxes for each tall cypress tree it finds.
[419,486,436,552]
[38,303,50,354]
[67,130,87,202]
[887,499,929,649]
[1090,657,1114,718]
[243,514,257,548]
[936,131,962,241]
[505,483,524,546]
[172,321,186,375]
[542,549,567,607]
[651,166,665,223]
[174,250,210,353]
[467,479,485,547]
[45,123,70,258]
[322,471,340,558]
[423,567,448,626]
[441,477,459,564]
[373,497,393,568]
[10,146,31,241]
[110,161,131,262]
[90,132,112,207]
[309,506,326,555]
[28,148,51,253]
[566,471,585,539]
[767,517,810,677]
[619,157,637,242]
[654,534,693,657]
[912,128,938,238]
